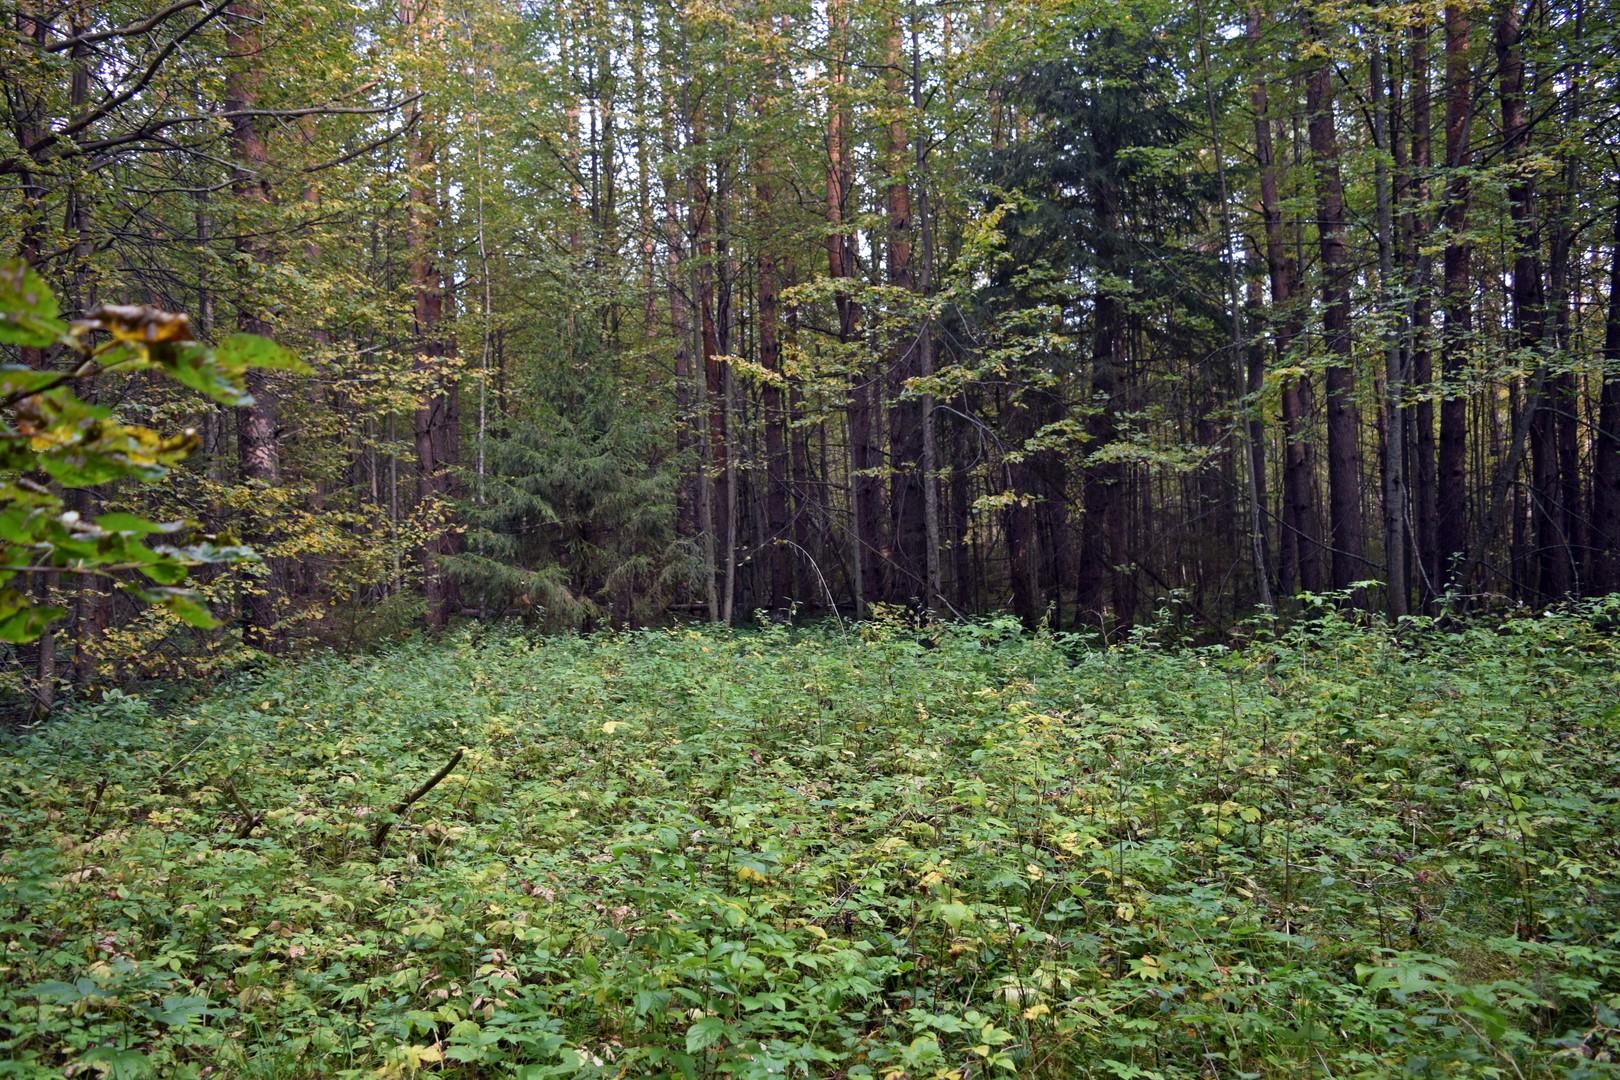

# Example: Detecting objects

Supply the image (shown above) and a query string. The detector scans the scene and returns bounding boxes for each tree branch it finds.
[371,747,464,852]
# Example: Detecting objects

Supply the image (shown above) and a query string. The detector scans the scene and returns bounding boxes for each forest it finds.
[0,0,1618,675]
[2,0,1620,1075]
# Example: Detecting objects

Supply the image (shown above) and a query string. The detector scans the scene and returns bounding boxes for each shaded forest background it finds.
[4,0,1620,696]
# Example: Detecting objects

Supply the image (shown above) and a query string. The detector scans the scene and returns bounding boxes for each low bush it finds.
[2,607,1618,1077]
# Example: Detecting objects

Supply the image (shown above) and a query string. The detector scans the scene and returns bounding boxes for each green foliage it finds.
[0,263,307,641]
[3,609,1619,1076]
[450,378,698,628]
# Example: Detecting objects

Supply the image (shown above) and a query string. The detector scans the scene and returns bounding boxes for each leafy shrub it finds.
[1,609,1618,1077]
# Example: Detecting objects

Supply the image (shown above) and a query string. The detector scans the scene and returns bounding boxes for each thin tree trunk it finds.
[1438,0,1473,592]
[882,14,921,605]
[826,0,872,614]
[1306,33,1367,593]
[1207,0,1272,612]
[1372,44,1408,618]
[1250,4,1323,597]
[1406,15,1439,603]
[1495,0,1557,597]
[227,0,281,648]
[1592,183,1620,591]
[911,3,942,611]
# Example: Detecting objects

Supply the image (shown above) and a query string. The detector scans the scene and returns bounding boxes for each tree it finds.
[0,260,301,651]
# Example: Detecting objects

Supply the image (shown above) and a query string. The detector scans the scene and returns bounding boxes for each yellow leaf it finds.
[407,1044,443,1066]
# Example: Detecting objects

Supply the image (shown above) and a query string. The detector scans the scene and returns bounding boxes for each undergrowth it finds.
[2,606,1619,1078]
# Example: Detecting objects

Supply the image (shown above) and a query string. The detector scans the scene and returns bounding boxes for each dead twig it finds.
[223,777,263,840]
[372,748,464,853]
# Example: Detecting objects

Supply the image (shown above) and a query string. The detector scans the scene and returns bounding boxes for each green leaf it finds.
[0,261,68,348]
[0,602,66,643]
[217,333,311,373]
[95,513,177,537]
[685,1017,726,1053]
[124,585,219,629]
[162,592,218,629]
[160,344,253,406]
[0,365,67,398]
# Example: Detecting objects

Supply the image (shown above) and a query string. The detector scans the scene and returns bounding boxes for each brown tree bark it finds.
[402,3,458,629]
[1437,0,1472,591]
[1495,0,1560,596]
[226,0,282,648]
[882,14,923,606]
[1371,43,1408,618]
[1404,16,1439,603]
[1249,5,1323,597]
[1306,35,1368,593]
[754,61,791,611]
[826,0,875,614]
[1592,185,1620,591]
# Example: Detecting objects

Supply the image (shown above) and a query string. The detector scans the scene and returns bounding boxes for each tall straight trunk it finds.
[1005,388,1041,627]
[754,69,791,610]
[1451,10,1551,602]
[882,15,922,605]
[1437,1,1472,590]
[398,0,458,630]
[658,24,699,551]
[1245,273,1273,599]
[407,116,455,628]
[226,0,281,647]
[1548,1,1585,592]
[911,3,943,611]
[1495,0,1559,596]
[1250,4,1323,597]
[65,1,107,684]
[1372,45,1408,618]
[687,88,724,621]
[1405,16,1439,602]
[1306,37,1367,592]
[1077,284,1123,627]
[1208,0,1272,611]
[713,115,738,624]
[949,400,974,611]
[826,0,873,613]
[1592,185,1620,591]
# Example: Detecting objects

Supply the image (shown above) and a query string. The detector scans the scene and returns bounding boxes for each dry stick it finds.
[372,748,464,852]
[223,777,263,840]
[80,776,108,841]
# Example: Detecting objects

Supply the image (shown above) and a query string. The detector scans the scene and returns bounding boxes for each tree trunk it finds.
[1371,44,1408,618]
[1306,36,1367,593]
[1437,0,1472,592]
[911,3,943,612]
[753,32,791,612]
[1250,5,1323,597]
[226,0,282,648]
[882,14,922,606]
[1592,184,1620,591]
[826,0,873,615]
[1495,0,1558,597]
[1405,16,1439,604]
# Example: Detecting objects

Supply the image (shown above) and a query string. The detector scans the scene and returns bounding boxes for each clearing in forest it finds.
[2,611,1618,1078]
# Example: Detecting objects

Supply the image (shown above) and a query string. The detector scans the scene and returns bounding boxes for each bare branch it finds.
[41,0,204,52]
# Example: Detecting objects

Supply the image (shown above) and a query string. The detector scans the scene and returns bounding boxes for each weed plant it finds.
[2,605,1618,1077]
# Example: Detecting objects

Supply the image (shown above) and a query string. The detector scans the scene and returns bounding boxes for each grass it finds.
[2,605,1619,1078]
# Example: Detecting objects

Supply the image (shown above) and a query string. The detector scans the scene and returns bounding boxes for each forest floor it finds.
[2,608,1619,1078]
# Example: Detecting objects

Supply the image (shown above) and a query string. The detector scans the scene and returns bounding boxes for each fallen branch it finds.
[223,778,263,840]
[372,748,464,853]
[80,777,109,841]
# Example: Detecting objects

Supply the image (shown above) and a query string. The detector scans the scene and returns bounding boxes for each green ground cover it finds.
[2,609,1619,1078]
